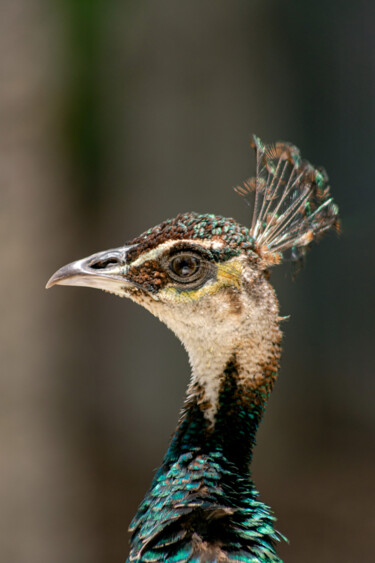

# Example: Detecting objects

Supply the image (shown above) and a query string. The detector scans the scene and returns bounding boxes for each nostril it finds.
[90,257,120,270]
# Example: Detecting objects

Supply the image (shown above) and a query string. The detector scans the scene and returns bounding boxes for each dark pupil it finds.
[171,255,199,278]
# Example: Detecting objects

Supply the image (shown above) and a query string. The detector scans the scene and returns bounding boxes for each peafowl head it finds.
[47,211,275,367]
[47,137,339,421]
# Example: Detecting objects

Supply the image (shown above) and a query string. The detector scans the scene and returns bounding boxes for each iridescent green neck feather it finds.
[129,353,284,562]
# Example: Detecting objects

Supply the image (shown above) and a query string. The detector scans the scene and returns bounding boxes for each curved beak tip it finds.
[45,266,73,289]
[45,275,58,289]
[45,259,89,290]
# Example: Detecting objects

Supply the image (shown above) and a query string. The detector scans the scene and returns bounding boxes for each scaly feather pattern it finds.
[128,454,283,562]
[128,422,284,562]
[127,358,285,562]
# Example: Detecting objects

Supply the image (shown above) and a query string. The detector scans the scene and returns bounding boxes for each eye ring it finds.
[168,253,202,283]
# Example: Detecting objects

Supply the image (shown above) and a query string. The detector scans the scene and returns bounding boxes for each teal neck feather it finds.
[128,356,285,562]
[168,356,262,474]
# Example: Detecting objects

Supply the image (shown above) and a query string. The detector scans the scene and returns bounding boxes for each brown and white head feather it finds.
[235,135,340,269]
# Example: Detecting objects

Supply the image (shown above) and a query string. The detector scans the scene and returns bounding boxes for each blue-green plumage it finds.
[127,359,284,562]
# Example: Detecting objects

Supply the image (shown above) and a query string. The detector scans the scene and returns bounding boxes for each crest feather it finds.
[235,135,340,269]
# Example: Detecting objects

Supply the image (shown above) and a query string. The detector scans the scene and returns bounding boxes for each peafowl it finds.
[47,136,339,562]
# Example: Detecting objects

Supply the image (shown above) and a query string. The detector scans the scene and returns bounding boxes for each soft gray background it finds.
[1,1,374,562]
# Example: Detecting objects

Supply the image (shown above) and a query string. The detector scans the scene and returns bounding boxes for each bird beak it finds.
[46,245,135,296]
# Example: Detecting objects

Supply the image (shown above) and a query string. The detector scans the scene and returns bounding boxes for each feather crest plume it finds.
[235,135,340,268]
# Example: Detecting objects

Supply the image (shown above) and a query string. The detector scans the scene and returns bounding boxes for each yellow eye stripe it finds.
[217,261,242,289]
[159,259,243,302]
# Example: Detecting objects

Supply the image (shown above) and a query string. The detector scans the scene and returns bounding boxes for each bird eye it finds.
[164,249,215,288]
[169,254,200,281]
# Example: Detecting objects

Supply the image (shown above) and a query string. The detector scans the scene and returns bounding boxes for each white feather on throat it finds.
[144,267,281,428]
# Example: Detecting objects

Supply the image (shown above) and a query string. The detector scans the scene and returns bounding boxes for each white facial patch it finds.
[148,288,243,427]
[130,238,224,269]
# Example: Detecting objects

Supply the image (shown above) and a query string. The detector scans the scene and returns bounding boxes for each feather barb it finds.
[236,135,340,269]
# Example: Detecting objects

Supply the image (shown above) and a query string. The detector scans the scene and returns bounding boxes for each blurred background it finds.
[1,1,374,562]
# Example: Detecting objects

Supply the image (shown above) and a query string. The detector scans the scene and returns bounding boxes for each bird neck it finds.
[167,331,280,476]
[166,358,260,475]
[129,285,284,561]
[130,349,284,561]
[167,286,281,475]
